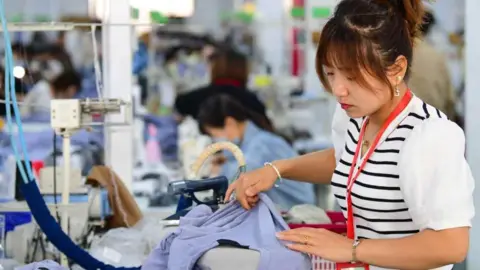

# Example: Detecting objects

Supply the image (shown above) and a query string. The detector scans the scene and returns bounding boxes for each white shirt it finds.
[20,80,51,117]
[331,95,475,270]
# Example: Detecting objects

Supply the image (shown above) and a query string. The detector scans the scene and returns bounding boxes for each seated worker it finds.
[50,70,82,99]
[20,77,52,119]
[197,94,315,210]
[49,69,98,101]
[21,44,81,118]
[174,49,271,130]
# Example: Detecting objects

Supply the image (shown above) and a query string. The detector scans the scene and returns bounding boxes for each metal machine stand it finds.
[50,98,130,266]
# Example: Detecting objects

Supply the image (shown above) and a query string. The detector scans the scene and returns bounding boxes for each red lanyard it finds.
[346,90,413,239]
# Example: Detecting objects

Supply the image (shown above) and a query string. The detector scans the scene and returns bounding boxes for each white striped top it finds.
[331,95,475,270]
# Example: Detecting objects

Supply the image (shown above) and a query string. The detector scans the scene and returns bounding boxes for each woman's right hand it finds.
[224,165,279,209]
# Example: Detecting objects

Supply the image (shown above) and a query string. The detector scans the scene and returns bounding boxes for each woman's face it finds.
[324,66,392,118]
[204,117,242,142]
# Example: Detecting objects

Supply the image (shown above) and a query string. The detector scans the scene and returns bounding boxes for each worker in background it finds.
[133,32,150,76]
[133,32,150,105]
[49,70,104,146]
[49,70,99,100]
[174,49,271,130]
[20,70,81,122]
[197,94,315,211]
[21,44,77,118]
[408,10,457,119]
[49,70,82,99]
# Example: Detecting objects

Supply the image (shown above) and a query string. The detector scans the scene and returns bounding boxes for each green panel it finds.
[235,11,254,23]
[150,11,168,24]
[290,7,305,18]
[312,7,331,18]
[131,7,139,20]
[10,14,24,23]
[221,11,254,23]
[35,15,50,22]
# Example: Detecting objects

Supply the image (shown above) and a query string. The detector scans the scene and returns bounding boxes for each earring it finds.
[394,85,400,96]
[394,76,402,97]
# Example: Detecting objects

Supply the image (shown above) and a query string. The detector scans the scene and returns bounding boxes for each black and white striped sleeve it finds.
[398,118,475,231]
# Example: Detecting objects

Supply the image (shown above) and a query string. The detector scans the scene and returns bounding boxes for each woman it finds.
[174,49,271,130]
[198,94,315,211]
[225,0,474,269]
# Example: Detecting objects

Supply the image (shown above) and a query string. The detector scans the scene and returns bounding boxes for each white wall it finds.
[254,0,286,76]
[465,0,479,268]
[187,0,235,35]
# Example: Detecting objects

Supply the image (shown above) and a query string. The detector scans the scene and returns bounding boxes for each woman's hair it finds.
[50,70,81,95]
[198,94,273,133]
[210,49,249,87]
[316,0,425,94]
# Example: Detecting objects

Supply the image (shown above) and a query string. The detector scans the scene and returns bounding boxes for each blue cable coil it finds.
[0,2,140,268]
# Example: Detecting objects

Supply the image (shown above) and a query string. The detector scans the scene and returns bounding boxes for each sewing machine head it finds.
[50,98,131,132]
[168,176,229,215]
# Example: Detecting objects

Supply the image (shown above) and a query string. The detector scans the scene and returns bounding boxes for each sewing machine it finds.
[39,166,112,228]
[165,176,229,220]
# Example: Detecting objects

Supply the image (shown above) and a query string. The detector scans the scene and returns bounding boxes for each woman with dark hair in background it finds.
[197,94,315,211]
[225,0,473,269]
[174,49,272,130]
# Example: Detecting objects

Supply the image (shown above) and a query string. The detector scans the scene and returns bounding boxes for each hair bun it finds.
[391,0,425,40]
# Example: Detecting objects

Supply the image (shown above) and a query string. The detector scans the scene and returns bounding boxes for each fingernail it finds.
[276,233,283,238]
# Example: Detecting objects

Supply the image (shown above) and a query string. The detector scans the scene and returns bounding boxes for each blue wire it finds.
[6,34,35,181]
[0,0,33,183]
[0,5,27,183]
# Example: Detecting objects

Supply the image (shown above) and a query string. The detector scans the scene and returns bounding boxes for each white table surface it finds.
[0,201,88,213]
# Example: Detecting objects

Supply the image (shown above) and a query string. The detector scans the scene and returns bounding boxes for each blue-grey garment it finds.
[22,112,51,123]
[221,121,315,210]
[16,259,67,270]
[0,121,103,170]
[142,193,311,270]
[70,66,100,99]
[133,42,149,75]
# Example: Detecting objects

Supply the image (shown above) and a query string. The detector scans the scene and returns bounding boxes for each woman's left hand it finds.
[276,228,354,263]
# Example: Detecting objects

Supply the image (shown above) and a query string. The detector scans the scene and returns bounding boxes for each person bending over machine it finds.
[197,94,315,211]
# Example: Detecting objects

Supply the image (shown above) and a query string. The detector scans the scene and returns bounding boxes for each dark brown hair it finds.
[316,0,425,94]
[210,50,249,87]
[50,70,81,94]
[198,94,274,134]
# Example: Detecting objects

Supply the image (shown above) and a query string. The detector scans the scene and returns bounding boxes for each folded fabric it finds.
[15,259,67,270]
[142,193,311,270]
[288,204,332,224]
